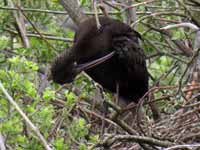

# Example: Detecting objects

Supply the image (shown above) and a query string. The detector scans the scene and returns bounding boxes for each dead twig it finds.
[0,82,52,150]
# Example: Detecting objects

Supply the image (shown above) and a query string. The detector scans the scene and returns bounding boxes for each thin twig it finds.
[0,134,6,150]
[5,28,73,42]
[7,0,30,48]
[93,0,101,29]
[16,5,58,52]
[93,134,172,149]
[160,22,199,31]
[164,144,200,150]
[0,82,52,150]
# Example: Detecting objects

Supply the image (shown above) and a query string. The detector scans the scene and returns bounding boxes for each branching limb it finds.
[60,0,88,25]
[0,134,6,150]
[0,82,52,150]
[160,22,199,31]
[7,0,30,48]
[164,143,200,150]
[92,134,172,149]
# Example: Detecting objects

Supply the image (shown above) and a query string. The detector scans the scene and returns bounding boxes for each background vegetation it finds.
[0,0,200,149]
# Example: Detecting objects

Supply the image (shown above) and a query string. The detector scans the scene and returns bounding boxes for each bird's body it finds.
[51,17,148,104]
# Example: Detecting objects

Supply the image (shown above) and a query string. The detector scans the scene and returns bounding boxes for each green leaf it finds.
[65,90,76,106]
[89,135,99,143]
[0,36,9,49]
[24,60,39,71]
[70,118,88,141]
[78,144,87,150]
[24,80,37,97]
[172,29,185,40]
[42,88,55,101]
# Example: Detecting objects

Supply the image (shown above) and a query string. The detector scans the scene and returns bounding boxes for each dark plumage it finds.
[51,17,148,104]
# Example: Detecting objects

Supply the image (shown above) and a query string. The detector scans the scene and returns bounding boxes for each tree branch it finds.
[0,134,6,150]
[60,0,88,25]
[93,134,172,149]
[0,82,52,150]
[7,0,30,48]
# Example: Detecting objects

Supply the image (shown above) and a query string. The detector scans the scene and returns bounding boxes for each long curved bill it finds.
[75,51,115,73]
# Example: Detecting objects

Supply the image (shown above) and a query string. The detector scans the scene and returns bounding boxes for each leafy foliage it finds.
[0,0,199,149]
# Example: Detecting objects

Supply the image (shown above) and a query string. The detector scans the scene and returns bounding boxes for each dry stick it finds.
[0,6,153,16]
[161,22,200,97]
[0,134,6,150]
[80,107,118,127]
[164,143,200,150]
[107,1,127,8]
[128,0,155,8]
[102,0,121,11]
[0,82,52,150]
[131,12,186,27]
[99,4,109,17]
[15,5,58,52]
[160,23,199,31]
[142,22,193,57]
[93,0,101,29]
[160,23,200,52]
[0,6,69,14]
[5,28,73,42]
[0,6,120,15]
[7,0,30,48]
[8,0,32,140]
[124,85,184,112]
[126,0,136,26]
[60,0,87,25]
[153,17,180,23]
[190,0,200,5]
[93,134,172,149]
[122,0,155,12]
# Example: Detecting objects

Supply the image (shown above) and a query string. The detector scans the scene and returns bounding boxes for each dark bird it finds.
[51,17,148,104]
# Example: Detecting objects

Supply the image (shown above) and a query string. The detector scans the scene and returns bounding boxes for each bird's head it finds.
[50,49,77,84]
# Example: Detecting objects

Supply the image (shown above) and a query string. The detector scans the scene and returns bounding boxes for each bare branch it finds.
[164,144,200,150]
[7,0,30,48]
[60,0,88,25]
[93,134,172,149]
[160,23,199,31]
[194,30,200,50]
[126,0,137,26]
[160,22,200,50]
[0,134,6,150]
[0,82,52,150]
[5,28,73,42]
[0,6,151,16]
[93,0,101,29]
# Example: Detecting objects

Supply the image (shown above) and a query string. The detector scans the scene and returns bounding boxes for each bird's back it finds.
[75,17,148,103]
